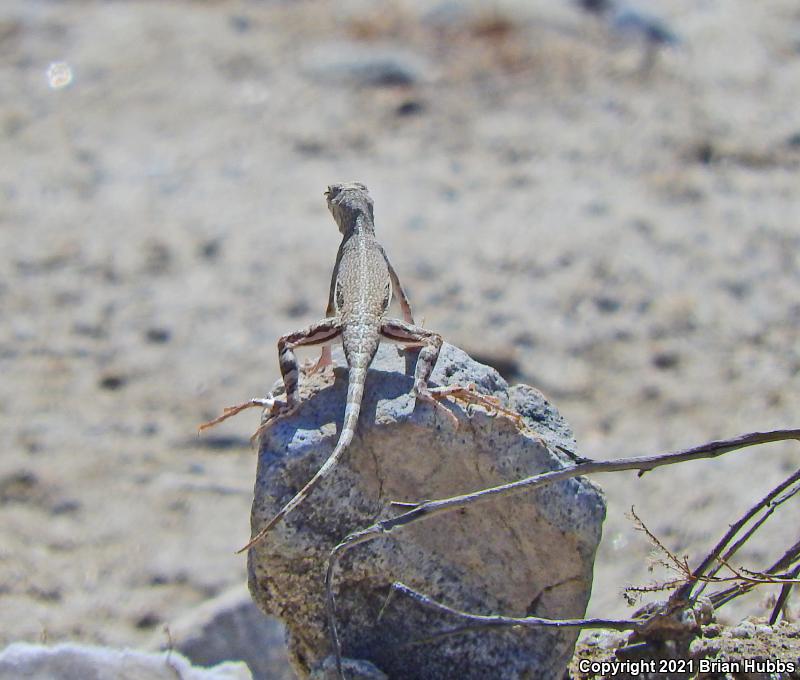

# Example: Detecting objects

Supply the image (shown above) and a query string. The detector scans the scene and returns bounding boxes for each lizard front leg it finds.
[200,317,342,435]
[380,319,523,426]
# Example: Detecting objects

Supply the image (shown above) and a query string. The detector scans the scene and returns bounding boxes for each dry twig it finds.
[389,582,639,646]
[672,466,800,605]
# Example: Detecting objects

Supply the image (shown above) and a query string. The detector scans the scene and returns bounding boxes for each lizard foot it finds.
[248,400,301,445]
[198,397,277,433]
[423,384,525,427]
[302,346,334,375]
[414,387,460,427]
[301,356,332,375]
[199,395,301,446]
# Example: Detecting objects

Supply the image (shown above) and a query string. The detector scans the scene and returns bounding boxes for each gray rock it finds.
[247,343,606,679]
[730,621,755,639]
[310,656,388,680]
[420,2,474,30]
[0,642,252,680]
[611,7,679,47]
[301,42,432,87]
[151,584,293,680]
[577,0,680,47]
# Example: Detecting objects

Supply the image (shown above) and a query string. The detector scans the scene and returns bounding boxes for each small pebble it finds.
[652,350,680,370]
[395,100,424,116]
[302,42,431,87]
[50,498,81,515]
[145,327,171,344]
[730,621,755,638]
[228,14,251,33]
[198,239,221,260]
[134,611,161,629]
[98,374,127,390]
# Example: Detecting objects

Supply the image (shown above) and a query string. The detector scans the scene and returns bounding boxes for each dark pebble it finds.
[99,374,127,390]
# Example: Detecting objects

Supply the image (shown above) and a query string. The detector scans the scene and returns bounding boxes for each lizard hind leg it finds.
[200,318,342,442]
[379,319,458,425]
[380,319,523,426]
[419,383,524,426]
[250,318,343,442]
[279,317,342,391]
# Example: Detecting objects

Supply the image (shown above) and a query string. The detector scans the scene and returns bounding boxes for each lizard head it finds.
[325,182,374,233]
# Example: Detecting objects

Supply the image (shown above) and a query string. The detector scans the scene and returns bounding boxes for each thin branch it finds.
[623,506,799,607]
[770,563,800,625]
[390,582,638,635]
[711,538,800,609]
[623,579,686,607]
[325,429,800,675]
[714,555,800,585]
[681,468,800,602]
[771,539,800,572]
[369,430,800,540]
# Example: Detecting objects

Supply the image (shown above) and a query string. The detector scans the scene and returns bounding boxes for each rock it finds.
[730,620,755,639]
[309,656,388,680]
[151,584,293,680]
[576,0,680,48]
[574,621,800,679]
[301,42,432,87]
[754,623,773,636]
[0,642,252,680]
[610,7,679,47]
[247,343,606,679]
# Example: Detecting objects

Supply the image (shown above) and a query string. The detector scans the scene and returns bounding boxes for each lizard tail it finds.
[237,363,368,553]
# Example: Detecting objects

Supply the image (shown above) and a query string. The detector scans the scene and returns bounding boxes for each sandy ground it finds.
[1,0,799,666]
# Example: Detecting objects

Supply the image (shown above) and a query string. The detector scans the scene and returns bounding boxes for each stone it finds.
[309,656,388,680]
[152,584,293,680]
[247,343,606,679]
[301,42,432,87]
[0,642,252,680]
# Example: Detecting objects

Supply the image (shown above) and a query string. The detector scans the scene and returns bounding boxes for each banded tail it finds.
[237,356,370,552]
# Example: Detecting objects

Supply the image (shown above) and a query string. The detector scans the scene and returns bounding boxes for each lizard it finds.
[200,182,520,551]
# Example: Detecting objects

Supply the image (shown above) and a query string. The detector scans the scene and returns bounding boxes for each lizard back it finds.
[335,232,391,365]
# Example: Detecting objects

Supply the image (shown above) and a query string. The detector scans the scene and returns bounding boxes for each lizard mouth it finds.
[325,182,367,203]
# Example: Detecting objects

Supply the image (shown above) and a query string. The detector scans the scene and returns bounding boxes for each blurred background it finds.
[1,0,798,672]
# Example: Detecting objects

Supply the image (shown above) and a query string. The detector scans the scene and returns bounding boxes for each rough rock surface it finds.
[247,343,606,679]
[569,619,800,679]
[0,642,252,680]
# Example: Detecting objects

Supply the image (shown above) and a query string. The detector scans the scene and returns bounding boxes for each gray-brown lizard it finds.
[201,182,518,550]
